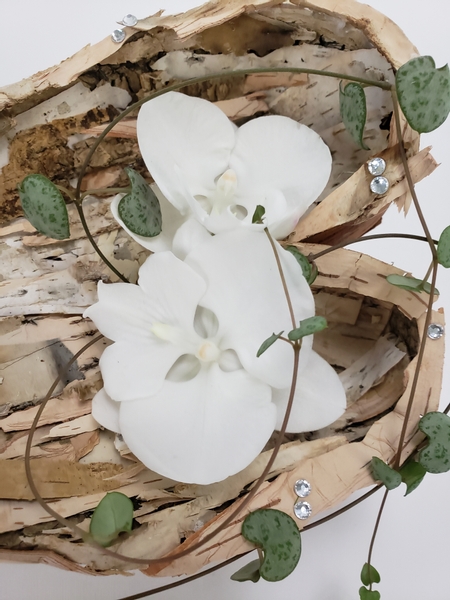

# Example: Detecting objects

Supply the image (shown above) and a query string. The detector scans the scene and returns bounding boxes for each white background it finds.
[1,1,450,599]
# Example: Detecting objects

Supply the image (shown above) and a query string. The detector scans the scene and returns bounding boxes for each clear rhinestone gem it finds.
[427,323,444,340]
[370,176,389,195]
[111,29,126,43]
[122,14,138,26]
[367,157,386,176]
[294,501,312,520]
[294,479,311,498]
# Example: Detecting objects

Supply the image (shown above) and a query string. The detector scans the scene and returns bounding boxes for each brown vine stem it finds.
[81,187,131,200]
[73,200,130,284]
[116,485,384,600]
[55,183,130,283]
[308,233,438,262]
[24,231,302,567]
[390,89,439,469]
[361,84,440,590]
[366,488,389,591]
[119,554,248,600]
[265,227,297,329]
[75,67,391,200]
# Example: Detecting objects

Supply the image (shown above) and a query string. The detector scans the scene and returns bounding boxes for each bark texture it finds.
[0,0,443,578]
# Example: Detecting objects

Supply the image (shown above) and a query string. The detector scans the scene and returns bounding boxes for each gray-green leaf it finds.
[118,168,162,237]
[437,225,450,268]
[288,316,327,341]
[361,563,381,586]
[18,174,70,240]
[399,459,426,496]
[339,82,369,150]
[89,492,134,547]
[419,412,450,474]
[370,457,401,490]
[386,274,438,296]
[230,559,261,583]
[396,56,450,133]
[241,509,301,582]
[359,586,381,600]
[252,205,266,224]
[256,331,284,357]
[285,246,317,284]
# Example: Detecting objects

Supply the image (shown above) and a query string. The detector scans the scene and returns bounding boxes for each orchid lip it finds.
[151,321,221,363]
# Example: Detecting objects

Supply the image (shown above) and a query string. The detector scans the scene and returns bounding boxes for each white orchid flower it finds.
[119,91,331,245]
[85,230,345,484]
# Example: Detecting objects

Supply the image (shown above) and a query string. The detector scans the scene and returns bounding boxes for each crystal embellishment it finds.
[294,501,312,520]
[294,479,311,498]
[367,157,386,176]
[370,176,389,195]
[427,323,445,340]
[122,14,138,26]
[111,29,126,43]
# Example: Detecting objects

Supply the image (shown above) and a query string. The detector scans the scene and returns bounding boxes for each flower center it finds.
[211,169,237,214]
[151,322,221,363]
[196,340,221,362]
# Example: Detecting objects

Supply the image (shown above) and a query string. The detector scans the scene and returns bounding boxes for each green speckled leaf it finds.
[399,459,426,496]
[89,492,133,547]
[256,331,284,357]
[118,168,162,237]
[361,563,381,586]
[285,246,317,284]
[339,82,369,150]
[288,316,327,341]
[419,412,450,473]
[386,274,438,296]
[18,174,70,240]
[371,457,401,490]
[396,56,450,133]
[252,205,266,224]
[437,225,450,268]
[230,559,261,583]
[359,586,381,600]
[241,509,301,582]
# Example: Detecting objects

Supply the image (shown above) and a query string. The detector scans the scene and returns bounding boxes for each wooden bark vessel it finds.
[0,0,443,577]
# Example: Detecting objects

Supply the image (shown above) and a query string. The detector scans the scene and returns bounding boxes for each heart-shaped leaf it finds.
[230,559,261,583]
[285,246,317,284]
[396,56,450,133]
[257,331,284,357]
[252,205,266,224]
[89,492,134,547]
[118,168,162,237]
[18,174,70,240]
[437,225,450,268]
[359,586,381,600]
[386,274,438,296]
[419,412,450,473]
[288,316,327,341]
[371,457,401,490]
[339,82,369,150]
[399,459,427,496]
[241,509,301,582]
[361,563,381,586]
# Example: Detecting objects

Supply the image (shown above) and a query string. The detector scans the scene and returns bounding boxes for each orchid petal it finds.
[185,230,314,388]
[110,189,188,253]
[119,364,276,484]
[137,251,207,332]
[273,350,347,433]
[100,339,183,402]
[92,388,121,433]
[84,280,151,343]
[230,115,331,229]
[172,217,212,260]
[137,92,235,211]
